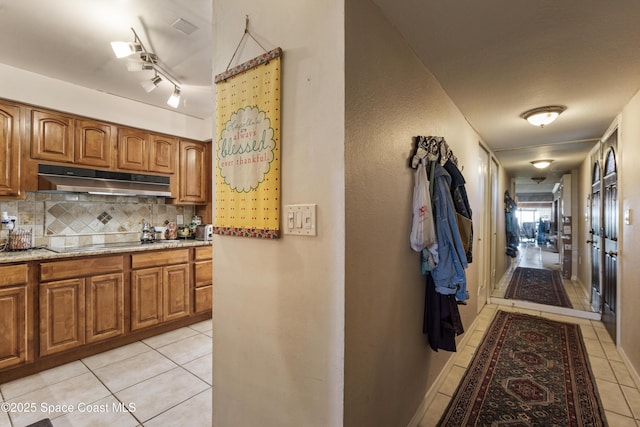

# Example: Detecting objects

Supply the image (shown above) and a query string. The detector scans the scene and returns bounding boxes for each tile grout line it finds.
[78,358,145,426]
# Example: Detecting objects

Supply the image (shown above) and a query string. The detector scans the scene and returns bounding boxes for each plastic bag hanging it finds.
[410,160,437,251]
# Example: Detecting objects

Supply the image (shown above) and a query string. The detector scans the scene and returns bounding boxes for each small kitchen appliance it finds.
[195,224,213,241]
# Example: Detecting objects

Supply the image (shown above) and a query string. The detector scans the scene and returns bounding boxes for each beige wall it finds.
[0,63,210,140]
[212,0,346,426]
[619,89,640,375]
[344,0,484,424]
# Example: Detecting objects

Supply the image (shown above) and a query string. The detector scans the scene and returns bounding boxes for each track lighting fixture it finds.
[111,28,183,109]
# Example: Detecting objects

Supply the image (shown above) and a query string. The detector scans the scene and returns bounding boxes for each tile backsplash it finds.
[1,192,194,249]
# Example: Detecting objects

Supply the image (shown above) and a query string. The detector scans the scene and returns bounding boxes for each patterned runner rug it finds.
[504,267,573,308]
[438,311,607,426]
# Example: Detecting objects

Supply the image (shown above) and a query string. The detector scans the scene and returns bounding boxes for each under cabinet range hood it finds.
[37,164,172,197]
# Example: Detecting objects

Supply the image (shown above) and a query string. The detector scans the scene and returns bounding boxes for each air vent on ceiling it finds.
[171,18,198,35]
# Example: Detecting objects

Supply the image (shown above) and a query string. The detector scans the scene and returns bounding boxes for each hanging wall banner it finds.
[214,48,282,239]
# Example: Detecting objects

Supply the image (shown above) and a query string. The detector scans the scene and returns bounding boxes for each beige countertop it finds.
[0,240,212,264]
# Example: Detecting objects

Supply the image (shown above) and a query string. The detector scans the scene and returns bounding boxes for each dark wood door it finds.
[589,162,601,313]
[602,142,618,342]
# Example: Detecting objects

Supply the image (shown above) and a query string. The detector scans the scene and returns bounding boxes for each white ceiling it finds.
[372,0,640,194]
[0,0,213,119]
[2,1,640,196]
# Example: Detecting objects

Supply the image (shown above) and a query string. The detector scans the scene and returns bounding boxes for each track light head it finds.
[141,75,163,93]
[111,41,142,58]
[167,87,181,108]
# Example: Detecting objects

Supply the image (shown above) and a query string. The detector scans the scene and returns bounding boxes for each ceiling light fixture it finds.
[521,106,566,128]
[531,160,553,169]
[111,28,182,109]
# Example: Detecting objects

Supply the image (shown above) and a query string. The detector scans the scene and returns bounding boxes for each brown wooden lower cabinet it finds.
[0,244,211,381]
[86,273,124,343]
[0,284,29,369]
[131,267,163,330]
[194,245,213,314]
[131,250,191,331]
[164,264,190,321]
[39,278,86,356]
[0,263,31,370]
[195,286,212,313]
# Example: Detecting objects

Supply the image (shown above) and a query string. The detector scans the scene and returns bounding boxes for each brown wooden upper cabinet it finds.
[118,127,177,174]
[176,140,208,204]
[75,118,116,168]
[31,109,74,163]
[31,109,116,169]
[149,133,177,174]
[117,127,148,171]
[0,100,22,198]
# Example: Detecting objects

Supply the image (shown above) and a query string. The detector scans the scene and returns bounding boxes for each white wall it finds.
[0,63,211,140]
[211,0,345,426]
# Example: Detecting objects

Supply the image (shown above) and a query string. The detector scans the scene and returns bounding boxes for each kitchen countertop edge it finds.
[0,240,212,264]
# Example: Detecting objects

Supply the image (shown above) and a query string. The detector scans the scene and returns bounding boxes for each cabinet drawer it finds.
[131,249,189,269]
[0,264,28,287]
[195,285,212,314]
[194,245,212,261]
[194,260,212,288]
[40,256,123,282]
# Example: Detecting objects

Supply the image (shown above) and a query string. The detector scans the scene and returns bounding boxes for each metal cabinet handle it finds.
[586,240,594,244]
[608,251,618,257]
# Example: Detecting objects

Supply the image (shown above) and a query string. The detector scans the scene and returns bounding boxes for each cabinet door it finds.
[0,286,28,369]
[163,264,190,321]
[40,278,85,356]
[149,134,177,174]
[117,127,149,171]
[75,119,115,168]
[86,273,124,343]
[178,140,207,203]
[31,109,74,163]
[131,267,163,331]
[0,100,21,198]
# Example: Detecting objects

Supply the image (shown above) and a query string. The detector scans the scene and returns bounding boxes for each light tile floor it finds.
[0,320,212,427]
[420,243,640,426]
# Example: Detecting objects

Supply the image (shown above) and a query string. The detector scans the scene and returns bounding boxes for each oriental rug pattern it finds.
[504,267,573,308]
[438,311,607,427]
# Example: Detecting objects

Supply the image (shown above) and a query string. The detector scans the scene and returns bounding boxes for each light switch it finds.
[295,211,303,228]
[625,208,632,225]
[283,204,317,236]
[288,211,295,228]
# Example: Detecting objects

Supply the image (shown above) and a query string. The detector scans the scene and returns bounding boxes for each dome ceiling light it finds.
[521,106,566,128]
[531,160,553,169]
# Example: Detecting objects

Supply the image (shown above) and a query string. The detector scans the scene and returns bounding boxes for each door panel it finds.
[602,144,618,342]
[589,162,601,313]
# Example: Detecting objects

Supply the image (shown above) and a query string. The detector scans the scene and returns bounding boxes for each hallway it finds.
[419,249,640,426]
[491,242,593,313]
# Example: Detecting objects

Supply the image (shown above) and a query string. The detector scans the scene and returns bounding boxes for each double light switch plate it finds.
[284,204,317,236]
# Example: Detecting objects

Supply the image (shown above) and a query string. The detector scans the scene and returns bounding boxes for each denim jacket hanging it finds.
[429,163,469,301]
